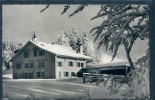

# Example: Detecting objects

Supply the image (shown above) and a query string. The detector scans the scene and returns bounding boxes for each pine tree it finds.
[82,31,89,55]
[57,27,93,55]
[57,27,91,55]
[70,25,79,50]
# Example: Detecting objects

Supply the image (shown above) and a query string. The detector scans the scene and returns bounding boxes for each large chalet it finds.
[9,37,91,79]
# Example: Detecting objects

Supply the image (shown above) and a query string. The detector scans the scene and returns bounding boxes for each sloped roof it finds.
[87,61,129,67]
[86,61,130,70]
[10,40,92,61]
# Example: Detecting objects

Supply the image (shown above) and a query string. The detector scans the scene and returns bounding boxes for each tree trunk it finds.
[124,43,134,69]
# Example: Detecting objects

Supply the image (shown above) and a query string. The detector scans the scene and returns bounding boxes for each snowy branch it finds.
[69,5,87,17]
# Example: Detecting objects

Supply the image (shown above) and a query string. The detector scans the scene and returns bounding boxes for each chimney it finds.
[79,45,83,55]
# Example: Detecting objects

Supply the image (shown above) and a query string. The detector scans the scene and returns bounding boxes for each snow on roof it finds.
[30,40,91,60]
[87,61,129,67]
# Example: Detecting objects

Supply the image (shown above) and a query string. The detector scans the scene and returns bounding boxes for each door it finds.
[59,71,61,79]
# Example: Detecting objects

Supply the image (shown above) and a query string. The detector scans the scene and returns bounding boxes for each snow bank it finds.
[3,74,12,79]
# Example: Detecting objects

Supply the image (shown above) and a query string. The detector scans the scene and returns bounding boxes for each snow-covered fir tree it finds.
[81,31,89,55]
[2,40,23,69]
[69,25,80,51]
[57,26,93,56]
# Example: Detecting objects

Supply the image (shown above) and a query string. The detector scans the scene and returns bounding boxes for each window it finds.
[38,61,45,67]
[39,50,45,56]
[24,73,28,78]
[42,62,45,67]
[68,61,74,67]
[16,63,21,69]
[37,72,41,77]
[76,62,84,67]
[24,51,29,58]
[81,63,84,67]
[64,72,69,77]
[57,62,63,67]
[25,63,28,68]
[25,62,34,68]
[71,72,75,76]
[37,71,45,77]
[29,62,34,68]
[34,48,37,57]
[77,62,81,67]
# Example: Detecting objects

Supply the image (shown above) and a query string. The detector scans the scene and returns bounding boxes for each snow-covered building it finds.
[86,62,130,76]
[10,38,91,79]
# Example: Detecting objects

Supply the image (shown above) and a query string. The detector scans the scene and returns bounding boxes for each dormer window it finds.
[24,51,29,58]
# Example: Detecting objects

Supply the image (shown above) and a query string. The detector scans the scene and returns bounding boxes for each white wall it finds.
[55,57,86,79]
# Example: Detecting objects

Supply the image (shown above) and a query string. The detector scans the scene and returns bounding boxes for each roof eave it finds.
[56,54,92,60]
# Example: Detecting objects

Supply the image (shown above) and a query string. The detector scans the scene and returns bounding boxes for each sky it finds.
[2,4,149,61]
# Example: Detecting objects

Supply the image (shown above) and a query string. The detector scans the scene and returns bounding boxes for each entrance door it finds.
[59,71,61,79]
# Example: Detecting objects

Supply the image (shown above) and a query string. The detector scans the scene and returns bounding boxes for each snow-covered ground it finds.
[3,74,12,79]
[2,70,127,99]
[3,77,127,99]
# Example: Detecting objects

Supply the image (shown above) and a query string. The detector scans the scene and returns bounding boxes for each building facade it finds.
[10,40,91,79]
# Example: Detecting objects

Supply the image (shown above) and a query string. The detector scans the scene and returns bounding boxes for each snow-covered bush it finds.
[120,50,150,98]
